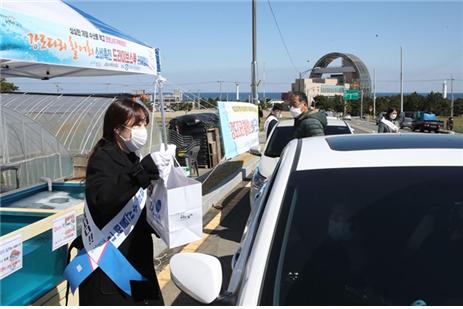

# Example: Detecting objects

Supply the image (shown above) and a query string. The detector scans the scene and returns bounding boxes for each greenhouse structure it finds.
[0,92,162,191]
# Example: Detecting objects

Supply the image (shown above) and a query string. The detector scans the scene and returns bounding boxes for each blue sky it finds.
[10,0,463,94]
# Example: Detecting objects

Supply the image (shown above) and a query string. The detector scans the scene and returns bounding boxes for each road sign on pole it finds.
[343,89,360,101]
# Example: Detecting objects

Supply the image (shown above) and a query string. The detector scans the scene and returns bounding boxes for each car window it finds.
[265,125,351,158]
[261,167,463,306]
[264,126,295,158]
[324,125,351,135]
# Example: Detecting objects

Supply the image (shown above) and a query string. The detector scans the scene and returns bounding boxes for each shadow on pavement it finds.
[206,187,251,243]
[170,186,251,305]
[200,160,244,195]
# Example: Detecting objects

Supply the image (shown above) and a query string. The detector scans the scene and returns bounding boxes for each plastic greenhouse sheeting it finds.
[0,93,163,191]
[0,106,73,191]
[0,92,162,156]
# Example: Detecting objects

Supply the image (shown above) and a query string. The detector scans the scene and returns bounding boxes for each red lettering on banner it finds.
[27,33,65,51]
[68,35,95,60]
[230,120,255,139]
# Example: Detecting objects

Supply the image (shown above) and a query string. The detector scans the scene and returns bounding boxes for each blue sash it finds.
[64,241,145,295]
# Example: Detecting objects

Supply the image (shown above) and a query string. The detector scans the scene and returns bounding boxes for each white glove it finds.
[151,143,177,182]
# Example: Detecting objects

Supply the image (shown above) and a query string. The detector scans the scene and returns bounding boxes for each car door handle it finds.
[231,247,241,270]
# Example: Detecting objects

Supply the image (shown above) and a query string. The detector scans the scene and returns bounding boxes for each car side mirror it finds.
[249,145,261,156]
[170,253,223,304]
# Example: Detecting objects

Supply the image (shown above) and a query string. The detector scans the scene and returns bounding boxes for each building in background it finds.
[290,52,371,102]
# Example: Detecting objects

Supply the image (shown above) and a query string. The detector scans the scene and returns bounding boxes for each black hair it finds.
[385,107,398,120]
[88,98,149,161]
[292,91,308,105]
[272,104,283,111]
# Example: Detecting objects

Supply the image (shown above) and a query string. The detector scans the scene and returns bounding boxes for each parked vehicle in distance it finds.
[399,111,414,129]
[249,117,354,204]
[169,134,463,305]
[411,111,444,133]
[343,114,352,121]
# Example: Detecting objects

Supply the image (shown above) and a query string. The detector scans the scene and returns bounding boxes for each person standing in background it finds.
[378,108,400,133]
[264,104,282,138]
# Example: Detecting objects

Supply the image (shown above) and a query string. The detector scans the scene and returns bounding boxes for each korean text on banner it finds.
[0,8,157,75]
[217,101,259,159]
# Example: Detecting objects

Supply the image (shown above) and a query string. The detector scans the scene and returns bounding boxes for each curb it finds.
[152,153,259,257]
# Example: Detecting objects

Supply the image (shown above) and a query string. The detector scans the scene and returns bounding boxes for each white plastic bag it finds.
[147,145,203,248]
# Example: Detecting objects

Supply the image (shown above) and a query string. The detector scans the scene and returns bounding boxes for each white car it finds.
[250,117,354,204]
[170,133,463,305]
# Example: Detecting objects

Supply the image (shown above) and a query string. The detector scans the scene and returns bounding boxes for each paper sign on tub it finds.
[52,211,77,251]
[0,235,23,280]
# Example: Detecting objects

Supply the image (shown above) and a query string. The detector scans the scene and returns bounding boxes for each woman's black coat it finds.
[79,141,164,305]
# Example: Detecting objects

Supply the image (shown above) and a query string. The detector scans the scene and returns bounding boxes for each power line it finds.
[267,0,299,75]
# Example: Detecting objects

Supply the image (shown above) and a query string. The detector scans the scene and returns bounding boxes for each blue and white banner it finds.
[0,1,158,76]
[217,101,259,159]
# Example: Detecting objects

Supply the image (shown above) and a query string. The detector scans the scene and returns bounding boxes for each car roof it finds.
[277,117,347,127]
[287,133,463,171]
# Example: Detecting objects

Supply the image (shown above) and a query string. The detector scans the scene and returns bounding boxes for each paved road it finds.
[348,117,458,135]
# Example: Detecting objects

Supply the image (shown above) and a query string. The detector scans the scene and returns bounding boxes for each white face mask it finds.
[290,107,302,118]
[120,126,147,152]
[390,114,397,120]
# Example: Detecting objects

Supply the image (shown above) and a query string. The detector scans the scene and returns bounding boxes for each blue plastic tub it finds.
[0,212,68,305]
[1,182,85,210]
[0,182,85,305]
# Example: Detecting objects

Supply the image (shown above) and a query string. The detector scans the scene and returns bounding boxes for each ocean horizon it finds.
[184,91,463,101]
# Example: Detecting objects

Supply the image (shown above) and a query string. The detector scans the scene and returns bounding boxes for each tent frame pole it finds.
[149,78,158,152]
[157,76,167,145]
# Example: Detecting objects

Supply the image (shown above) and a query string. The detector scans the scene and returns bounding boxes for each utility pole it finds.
[197,89,200,109]
[298,72,303,92]
[360,89,364,119]
[251,0,259,105]
[400,46,404,113]
[235,82,240,101]
[451,74,454,117]
[217,80,223,101]
[373,68,376,116]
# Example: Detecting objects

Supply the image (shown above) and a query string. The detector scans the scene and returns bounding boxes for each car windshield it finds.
[261,167,463,306]
[264,125,351,158]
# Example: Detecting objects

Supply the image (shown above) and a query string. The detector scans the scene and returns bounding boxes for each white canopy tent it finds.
[0,0,168,147]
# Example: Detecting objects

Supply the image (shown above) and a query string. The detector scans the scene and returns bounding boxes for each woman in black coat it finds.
[79,98,164,305]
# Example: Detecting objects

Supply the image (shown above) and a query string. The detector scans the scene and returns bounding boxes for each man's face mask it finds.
[290,107,302,118]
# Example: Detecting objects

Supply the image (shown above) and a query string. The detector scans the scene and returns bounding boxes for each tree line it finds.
[314,92,463,116]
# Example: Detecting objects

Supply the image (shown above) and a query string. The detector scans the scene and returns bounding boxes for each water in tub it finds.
[6,191,84,210]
